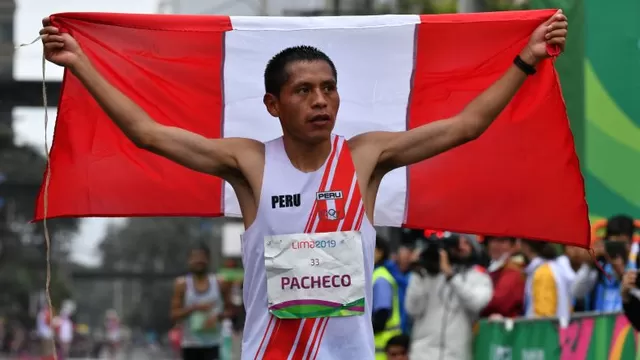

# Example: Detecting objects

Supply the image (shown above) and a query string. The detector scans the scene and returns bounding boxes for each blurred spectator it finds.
[572,215,635,312]
[521,240,572,319]
[384,244,412,334]
[405,233,492,360]
[621,270,640,330]
[373,237,402,360]
[481,237,525,318]
[385,334,410,360]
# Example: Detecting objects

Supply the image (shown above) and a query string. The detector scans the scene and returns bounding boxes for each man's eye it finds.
[297,88,309,94]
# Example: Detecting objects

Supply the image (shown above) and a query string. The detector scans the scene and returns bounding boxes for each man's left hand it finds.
[204,314,219,330]
[521,9,568,65]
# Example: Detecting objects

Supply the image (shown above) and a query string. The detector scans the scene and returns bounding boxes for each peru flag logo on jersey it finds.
[316,191,345,221]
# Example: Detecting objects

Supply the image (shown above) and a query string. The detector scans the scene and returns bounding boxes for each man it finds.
[171,244,229,360]
[405,233,492,360]
[572,215,636,312]
[40,11,567,359]
[384,334,410,360]
[372,237,402,359]
[385,244,412,334]
[481,236,525,318]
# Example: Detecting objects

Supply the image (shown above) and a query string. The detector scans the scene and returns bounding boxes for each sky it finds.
[13,0,162,266]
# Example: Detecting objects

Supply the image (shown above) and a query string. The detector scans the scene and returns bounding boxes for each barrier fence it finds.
[474,312,639,360]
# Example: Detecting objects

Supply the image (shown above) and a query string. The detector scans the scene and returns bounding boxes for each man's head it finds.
[520,239,557,261]
[188,243,210,276]
[385,334,410,360]
[395,245,414,272]
[485,236,517,261]
[606,214,635,243]
[375,236,390,264]
[263,46,339,144]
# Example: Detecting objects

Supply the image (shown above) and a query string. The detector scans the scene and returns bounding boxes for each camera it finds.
[415,231,462,275]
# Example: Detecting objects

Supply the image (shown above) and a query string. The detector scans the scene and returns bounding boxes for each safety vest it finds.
[373,266,402,360]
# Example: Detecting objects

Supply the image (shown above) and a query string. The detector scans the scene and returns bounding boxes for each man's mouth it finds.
[309,114,331,124]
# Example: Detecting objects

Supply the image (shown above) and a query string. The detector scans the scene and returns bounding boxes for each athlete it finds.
[40,11,568,360]
[171,244,228,360]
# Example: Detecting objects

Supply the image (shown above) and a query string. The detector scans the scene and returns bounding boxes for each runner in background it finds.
[104,309,121,359]
[171,243,229,360]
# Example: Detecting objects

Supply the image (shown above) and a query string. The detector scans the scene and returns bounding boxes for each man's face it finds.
[264,60,339,144]
[188,249,209,275]
[386,345,409,360]
[396,247,413,272]
[487,238,513,261]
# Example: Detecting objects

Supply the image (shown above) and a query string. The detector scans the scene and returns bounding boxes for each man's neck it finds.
[282,135,332,173]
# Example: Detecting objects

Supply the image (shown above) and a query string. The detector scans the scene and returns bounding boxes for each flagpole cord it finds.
[16,35,58,360]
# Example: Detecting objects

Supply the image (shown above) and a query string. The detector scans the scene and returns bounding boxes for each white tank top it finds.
[241,135,376,360]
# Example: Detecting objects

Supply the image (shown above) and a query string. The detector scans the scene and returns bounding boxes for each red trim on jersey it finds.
[259,136,365,360]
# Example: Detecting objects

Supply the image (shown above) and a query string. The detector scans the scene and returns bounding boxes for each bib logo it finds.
[315,190,345,220]
[291,239,338,250]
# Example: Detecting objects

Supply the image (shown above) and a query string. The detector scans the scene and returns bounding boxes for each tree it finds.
[95,217,222,332]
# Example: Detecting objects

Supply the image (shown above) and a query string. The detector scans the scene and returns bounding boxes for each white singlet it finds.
[241,135,376,360]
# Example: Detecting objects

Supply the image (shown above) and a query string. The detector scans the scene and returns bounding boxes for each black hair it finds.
[606,214,635,239]
[375,236,390,261]
[191,242,210,259]
[484,236,517,245]
[522,239,558,260]
[385,334,410,352]
[264,45,337,97]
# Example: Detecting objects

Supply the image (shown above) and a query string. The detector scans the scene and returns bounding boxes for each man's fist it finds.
[521,9,568,65]
[40,17,83,68]
[621,270,637,302]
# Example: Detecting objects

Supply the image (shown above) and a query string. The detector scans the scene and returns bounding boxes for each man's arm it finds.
[359,12,567,173]
[371,278,393,334]
[70,55,257,179]
[170,278,194,323]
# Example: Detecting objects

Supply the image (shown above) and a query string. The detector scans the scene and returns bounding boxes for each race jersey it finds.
[241,135,376,360]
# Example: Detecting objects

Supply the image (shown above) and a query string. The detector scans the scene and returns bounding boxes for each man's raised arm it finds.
[370,10,568,172]
[40,17,256,180]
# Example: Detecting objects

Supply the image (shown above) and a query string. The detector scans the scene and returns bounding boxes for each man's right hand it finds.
[621,270,637,303]
[191,302,214,312]
[40,17,83,69]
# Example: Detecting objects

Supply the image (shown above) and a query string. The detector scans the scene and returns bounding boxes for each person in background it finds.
[621,270,640,330]
[171,243,228,360]
[480,236,525,318]
[373,237,402,360]
[571,215,635,312]
[405,233,493,360]
[385,244,412,334]
[385,334,410,360]
[521,240,572,319]
[36,304,55,359]
[57,301,76,360]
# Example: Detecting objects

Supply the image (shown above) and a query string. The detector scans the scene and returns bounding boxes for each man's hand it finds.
[439,249,453,278]
[191,302,214,313]
[520,9,568,65]
[621,270,637,303]
[40,17,84,69]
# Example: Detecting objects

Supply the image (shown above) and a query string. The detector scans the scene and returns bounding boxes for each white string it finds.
[16,34,57,360]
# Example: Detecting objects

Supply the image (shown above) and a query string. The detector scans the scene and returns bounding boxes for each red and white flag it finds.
[35,10,589,247]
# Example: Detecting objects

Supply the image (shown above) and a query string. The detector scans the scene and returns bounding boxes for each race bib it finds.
[264,231,366,319]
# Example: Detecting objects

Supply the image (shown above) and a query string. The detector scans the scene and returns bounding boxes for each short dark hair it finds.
[606,214,635,239]
[385,334,410,352]
[522,239,558,260]
[264,45,337,96]
[375,236,390,261]
[191,242,210,259]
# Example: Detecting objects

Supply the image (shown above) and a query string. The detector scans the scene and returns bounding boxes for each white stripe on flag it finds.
[222,16,419,227]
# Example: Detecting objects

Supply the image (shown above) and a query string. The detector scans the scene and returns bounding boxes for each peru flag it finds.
[35,10,589,246]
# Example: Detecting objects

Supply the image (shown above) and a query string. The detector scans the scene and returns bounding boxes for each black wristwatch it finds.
[514,55,537,75]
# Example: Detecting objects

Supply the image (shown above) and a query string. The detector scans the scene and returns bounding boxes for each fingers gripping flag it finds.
[35,10,589,247]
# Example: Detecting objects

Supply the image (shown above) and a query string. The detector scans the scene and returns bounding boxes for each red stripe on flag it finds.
[34,14,233,220]
[404,13,589,247]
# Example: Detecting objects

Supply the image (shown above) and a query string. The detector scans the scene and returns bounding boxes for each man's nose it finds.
[311,88,328,108]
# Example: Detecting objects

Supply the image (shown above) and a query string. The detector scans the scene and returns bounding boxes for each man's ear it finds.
[263,93,279,118]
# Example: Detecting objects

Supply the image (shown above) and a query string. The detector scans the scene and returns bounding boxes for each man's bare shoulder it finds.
[174,276,187,290]
[347,131,396,166]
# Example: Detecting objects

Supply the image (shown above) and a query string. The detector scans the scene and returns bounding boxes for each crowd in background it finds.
[373,214,639,360]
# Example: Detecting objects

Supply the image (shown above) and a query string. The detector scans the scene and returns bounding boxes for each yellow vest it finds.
[373,266,402,360]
